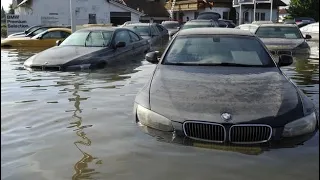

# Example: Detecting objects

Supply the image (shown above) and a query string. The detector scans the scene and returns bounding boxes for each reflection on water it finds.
[68,83,101,180]
[1,43,319,180]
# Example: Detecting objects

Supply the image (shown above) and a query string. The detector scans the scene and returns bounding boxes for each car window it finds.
[85,32,107,47]
[42,31,64,39]
[255,26,303,39]
[114,30,131,45]
[129,31,140,42]
[162,22,180,29]
[60,31,71,38]
[60,31,90,46]
[127,26,150,36]
[30,28,48,36]
[156,24,165,32]
[164,35,274,67]
[151,26,159,36]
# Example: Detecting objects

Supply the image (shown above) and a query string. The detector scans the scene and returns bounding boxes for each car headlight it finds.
[282,112,317,137]
[136,104,173,132]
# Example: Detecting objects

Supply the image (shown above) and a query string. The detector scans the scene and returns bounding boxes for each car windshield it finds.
[127,26,150,36]
[29,28,48,36]
[182,23,214,30]
[162,23,180,29]
[255,26,303,39]
[60,31,113,47]
[25,26,40,34]
[163,35,274,67]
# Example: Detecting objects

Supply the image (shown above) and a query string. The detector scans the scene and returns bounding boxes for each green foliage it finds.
[1,6,6,19]
[8,4,14,14]
[287,0,319,21]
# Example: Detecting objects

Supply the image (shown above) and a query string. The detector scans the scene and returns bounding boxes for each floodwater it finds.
[1,42,319,180]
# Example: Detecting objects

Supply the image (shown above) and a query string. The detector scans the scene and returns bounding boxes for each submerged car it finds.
[181,20,218,30]
[124,23,169,50]
[1,28,71,48]
[254,24,311,56]
[161,21,181,37]
[300,22,319,41]
[7,25,43,38]
[23,27,150,71]
[133,28,318,144]
[6,25,71,39]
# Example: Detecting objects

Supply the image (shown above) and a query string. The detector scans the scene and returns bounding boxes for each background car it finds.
[196,12,221,20]
[123,23,169,51]
[161,21,181,37]
[7,25,71,39]
[23,27,150,71]
[254,24,311,56]
[181,20,218,30]
[300,22,319,41]
[1,28,71,48]
[221,20,236,28]
[7,25,43,38]
[134,28,318,145]
[235,24,259,33]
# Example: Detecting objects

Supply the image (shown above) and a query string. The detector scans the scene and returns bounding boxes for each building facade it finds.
[12,0,144,26]
[233,0,287,24]
[165,0,233,22]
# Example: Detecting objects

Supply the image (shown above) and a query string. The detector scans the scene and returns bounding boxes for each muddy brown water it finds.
[1,43,319,180]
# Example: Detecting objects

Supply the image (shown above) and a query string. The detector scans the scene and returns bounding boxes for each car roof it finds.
[47,28,72,32]
[259,23,298,27]
[126,23,157,26]
[77,27,122,32]
[177,28,254,36]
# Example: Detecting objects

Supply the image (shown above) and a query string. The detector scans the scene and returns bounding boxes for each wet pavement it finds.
[1,42,319,180]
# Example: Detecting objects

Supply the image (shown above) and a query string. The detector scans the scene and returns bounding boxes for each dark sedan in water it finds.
[133,28,318,144]
[254,24,311,57]
[24,27,150,71]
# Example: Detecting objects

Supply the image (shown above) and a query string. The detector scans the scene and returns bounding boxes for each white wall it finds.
[235,7,278,23]
[15,0,141,25]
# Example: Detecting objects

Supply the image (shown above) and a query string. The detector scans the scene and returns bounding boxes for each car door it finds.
[111,30,134,64]
[39,30,70,47]
[150,26,162,49]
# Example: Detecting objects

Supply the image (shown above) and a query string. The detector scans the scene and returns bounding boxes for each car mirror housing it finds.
[145,51,159,64]
[115,41,126,49]
[305,34,312,39]
[278,55,293,67]
[56,40,62,46]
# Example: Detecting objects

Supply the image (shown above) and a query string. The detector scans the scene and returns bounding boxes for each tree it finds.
[1,6,6,19]
[8,4,14,14]
[287,0,319,21]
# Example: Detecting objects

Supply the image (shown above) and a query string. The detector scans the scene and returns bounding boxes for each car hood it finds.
[24,46,108,66]
[260,38,305,49]
[149,65,304,126]
[1,37,33,43]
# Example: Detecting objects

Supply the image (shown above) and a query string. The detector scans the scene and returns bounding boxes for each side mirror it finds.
[278,55,293,67]
[56,40,62,46]
[114,41,126,49]
[145,51,160,64]
[305,34,312,39]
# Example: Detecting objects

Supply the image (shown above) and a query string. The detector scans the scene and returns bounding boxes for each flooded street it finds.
[1,42,319,180]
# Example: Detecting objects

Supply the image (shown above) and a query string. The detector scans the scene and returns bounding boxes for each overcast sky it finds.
[1,0,291,11]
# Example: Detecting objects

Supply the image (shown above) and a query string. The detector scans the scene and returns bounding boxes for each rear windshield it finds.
[162,22,180,29]
[126,26,150,36]
[163,35,274,67]
[255,26,303,39]
[182,23,215,30]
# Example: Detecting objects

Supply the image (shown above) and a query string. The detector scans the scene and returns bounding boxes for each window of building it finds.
[244,12,249,22]
[260,13,266,20]
[223,12,229,20]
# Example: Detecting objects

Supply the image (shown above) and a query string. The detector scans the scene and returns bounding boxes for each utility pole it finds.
[70,0,76,33]
[270,0,273,21]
